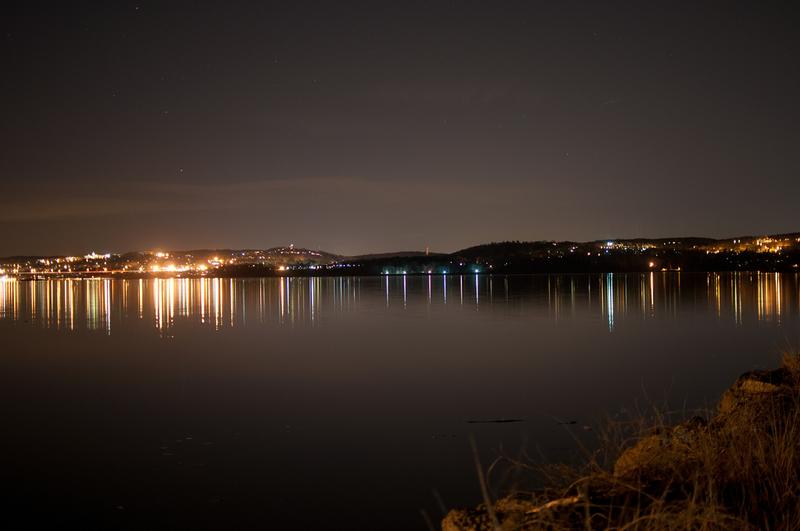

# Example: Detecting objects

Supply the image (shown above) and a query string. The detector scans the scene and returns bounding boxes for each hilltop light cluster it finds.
[0,246,332,279]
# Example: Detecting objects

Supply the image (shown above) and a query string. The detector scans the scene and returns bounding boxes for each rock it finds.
[441,504,502,531]
[718,368,794,416]
[441,497,540,531]
[613,416,707,481]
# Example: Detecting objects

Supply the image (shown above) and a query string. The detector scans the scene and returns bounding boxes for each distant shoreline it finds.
[4,267,798,282]
[3,236,799,279]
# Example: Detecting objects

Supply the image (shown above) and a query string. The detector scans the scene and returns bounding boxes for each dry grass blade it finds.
[470,435,502,531]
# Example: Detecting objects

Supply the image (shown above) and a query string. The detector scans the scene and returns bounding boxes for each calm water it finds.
[1,273,799,529]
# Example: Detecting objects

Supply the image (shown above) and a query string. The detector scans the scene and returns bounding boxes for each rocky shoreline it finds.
[444,357,800,530]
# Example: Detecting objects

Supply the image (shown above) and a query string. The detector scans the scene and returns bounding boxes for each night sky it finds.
[3,1,799,256]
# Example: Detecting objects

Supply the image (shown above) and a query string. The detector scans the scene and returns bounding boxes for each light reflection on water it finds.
[0,272,797,335]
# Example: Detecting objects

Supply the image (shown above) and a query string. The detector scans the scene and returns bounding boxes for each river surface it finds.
[1,273,798,529]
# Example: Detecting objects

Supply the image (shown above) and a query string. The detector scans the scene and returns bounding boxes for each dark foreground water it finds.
[1,273,799,529]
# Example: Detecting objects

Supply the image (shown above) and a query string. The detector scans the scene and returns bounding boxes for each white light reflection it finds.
[402,274,407,308]
[605,273,615,332]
